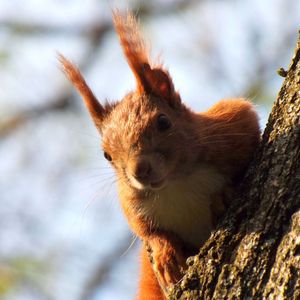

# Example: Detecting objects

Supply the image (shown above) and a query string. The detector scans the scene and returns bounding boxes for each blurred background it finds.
[0,0,299,299]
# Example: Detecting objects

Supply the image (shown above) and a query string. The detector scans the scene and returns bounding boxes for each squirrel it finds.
[59,11,260,300]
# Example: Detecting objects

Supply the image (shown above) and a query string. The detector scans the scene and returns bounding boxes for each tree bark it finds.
[167,33,300,299]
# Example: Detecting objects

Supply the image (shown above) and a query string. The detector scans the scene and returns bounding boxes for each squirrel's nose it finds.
[133,159,151,181]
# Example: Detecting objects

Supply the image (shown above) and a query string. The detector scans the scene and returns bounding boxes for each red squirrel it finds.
[59,11,260,300]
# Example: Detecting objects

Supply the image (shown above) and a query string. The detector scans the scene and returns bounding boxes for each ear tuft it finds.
[57,53,106,130]
[113,10,150,93]
[113,11,177,104]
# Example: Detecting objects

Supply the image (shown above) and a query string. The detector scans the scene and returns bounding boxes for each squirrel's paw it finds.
[148,237,186,288]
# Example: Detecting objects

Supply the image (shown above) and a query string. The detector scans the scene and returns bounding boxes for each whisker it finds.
[121,234,138,257]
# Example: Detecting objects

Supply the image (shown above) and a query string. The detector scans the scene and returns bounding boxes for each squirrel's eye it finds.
[157,114,171,131]
[104,152,112,161]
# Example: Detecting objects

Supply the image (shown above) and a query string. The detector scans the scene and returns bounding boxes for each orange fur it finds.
[113,10,150,94]
[200,99,260,177]
[59,11,260,300]
[138,248,164,300]
[58,54,104,128]
[113,11,177,105]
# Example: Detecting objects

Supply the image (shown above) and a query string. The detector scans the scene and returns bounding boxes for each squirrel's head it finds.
[59,11,199,191]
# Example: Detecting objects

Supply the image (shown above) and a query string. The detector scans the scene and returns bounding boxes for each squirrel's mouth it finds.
[149,178,165,189]
[125,166,171,191]
[127,173,167,191]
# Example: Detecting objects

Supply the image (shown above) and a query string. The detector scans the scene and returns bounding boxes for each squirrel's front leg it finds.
[145,233,187,290]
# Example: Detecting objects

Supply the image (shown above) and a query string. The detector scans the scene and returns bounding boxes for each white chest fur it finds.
[139,166,226,247]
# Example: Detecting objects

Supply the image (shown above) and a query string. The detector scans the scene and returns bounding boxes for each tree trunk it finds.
[167,33,300,299]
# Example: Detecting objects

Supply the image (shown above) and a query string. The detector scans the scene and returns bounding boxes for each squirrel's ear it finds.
[113,11,177,105]
[142,64,175,103]
[58,54,108,132]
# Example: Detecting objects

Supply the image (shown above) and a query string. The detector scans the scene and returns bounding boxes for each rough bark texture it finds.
[167,33,300,299]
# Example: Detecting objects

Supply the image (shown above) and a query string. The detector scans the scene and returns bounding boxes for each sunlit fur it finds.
[113,11,150,94]
[60,11,260,300]
[138,166,226,247]
[139,247,162,300]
